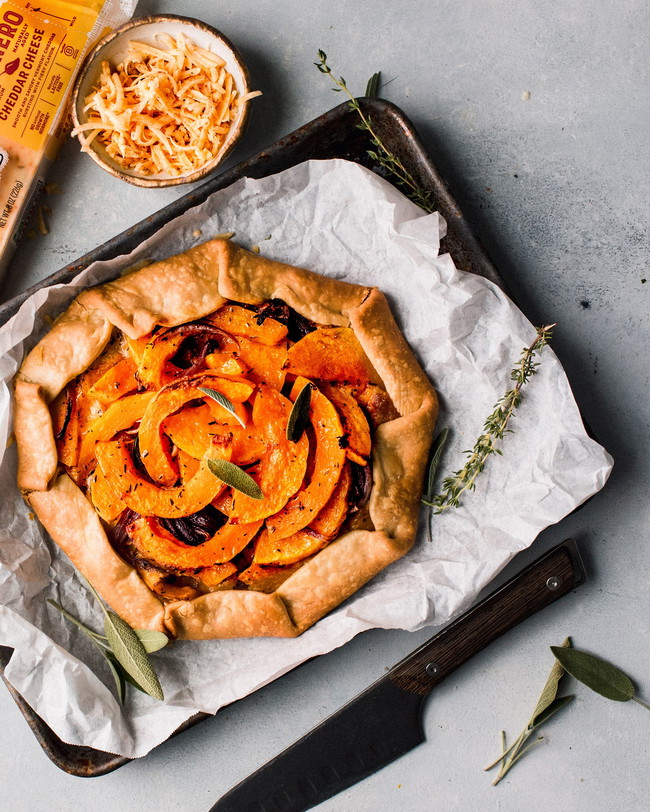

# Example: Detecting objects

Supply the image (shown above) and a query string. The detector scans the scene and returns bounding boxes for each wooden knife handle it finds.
[389,539,585,695]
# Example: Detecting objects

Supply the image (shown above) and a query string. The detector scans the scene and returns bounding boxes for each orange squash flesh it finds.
[95,434,232,518]
[137,374,254,486]
[318,383,371,466]
[163,404,266,465]
[238,561,303,593]
[264,377,346,541]
[137,325,239,388]
[309,462,352,539]
[87,466,125,524]
[87,356,139,405]
[229,384,309,524]
[128,515,263,570]
[206,304,288,345]
[205,352,248,377]
[253,527,330,566]
[235,337,287,391]
[284,327,376,385]
[78,391,155,471]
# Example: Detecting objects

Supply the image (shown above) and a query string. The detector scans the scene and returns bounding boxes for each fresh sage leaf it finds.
[198,386,246,428]
[47,599,110,649]
[550,646,635,702]
[208,458,264,500]
[365,71,381,97]
[531,694,574,729]
[531,636,571,725]
[421,426,449,505]
[286,383,312,443]
[135,628,169,654]
[486,638,574,783]
[103,652,127,705]
[104,611,164,701]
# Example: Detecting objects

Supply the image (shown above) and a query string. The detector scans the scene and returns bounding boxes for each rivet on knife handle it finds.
[390,539,584,696]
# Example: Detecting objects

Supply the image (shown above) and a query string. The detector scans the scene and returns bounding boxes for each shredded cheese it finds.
[72,32,260,177]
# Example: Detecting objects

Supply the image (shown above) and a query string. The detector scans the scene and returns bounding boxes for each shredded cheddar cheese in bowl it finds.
[72,24,259,185]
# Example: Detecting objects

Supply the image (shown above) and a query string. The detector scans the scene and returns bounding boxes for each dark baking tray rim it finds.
[0,97,505,776]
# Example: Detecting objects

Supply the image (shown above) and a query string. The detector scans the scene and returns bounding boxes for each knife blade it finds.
[210,539,585,812]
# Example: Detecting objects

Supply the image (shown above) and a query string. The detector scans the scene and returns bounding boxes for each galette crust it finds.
[15,238,438,639]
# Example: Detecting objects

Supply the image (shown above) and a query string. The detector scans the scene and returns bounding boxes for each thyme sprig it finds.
[426,324,556,513]
[315,50,434,212]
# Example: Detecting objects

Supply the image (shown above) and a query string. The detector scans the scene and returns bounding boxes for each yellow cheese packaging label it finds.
[0,0,135,283]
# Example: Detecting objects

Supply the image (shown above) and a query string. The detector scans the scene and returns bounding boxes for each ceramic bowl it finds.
[71,14,252,188]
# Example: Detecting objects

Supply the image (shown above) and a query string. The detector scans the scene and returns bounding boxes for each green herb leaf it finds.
[421,427,449,505]
[531,636,571,725]
[103,611,164,701]
[135,629,169,654]
[198,386,246,428]
[103,652,127,705]
[365,71,381,97]
[433,324,556,512]
[286,383,312,442]
[47,599,110,649]
[531,694,574,729]
[486,638,574,783]
[550,646,635,702]
[208,458,264,499]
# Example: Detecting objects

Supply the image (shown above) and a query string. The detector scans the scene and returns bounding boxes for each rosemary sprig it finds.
[315,50,434,213]
[430,324,555,512]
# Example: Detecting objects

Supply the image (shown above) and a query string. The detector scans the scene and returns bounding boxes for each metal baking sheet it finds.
[0,97,505,776]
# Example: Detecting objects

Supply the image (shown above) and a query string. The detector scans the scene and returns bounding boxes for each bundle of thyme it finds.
[423,324,555,514]
[315,50,434,213]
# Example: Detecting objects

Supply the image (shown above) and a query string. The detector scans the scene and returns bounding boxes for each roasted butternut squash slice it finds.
[138,374,254,486]
[229,384,309,524]
[87,465,124,524]
[253,527,330,566]
[264,377,346,541]
[235,336,287,391]
[137,323,239,388]
[205,352,248,377]
[309,462,352,539]
[78,391,155,471]
[95,434,232,518]
[238,561,303,593]
[127,515,263,570]
[163,404,266,465]
[318,383,371,466]
[86,356,139,405]
[284,327,377,385]
[206,304,288,345]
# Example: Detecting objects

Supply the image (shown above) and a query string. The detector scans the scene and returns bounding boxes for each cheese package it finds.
[0,0,135,283]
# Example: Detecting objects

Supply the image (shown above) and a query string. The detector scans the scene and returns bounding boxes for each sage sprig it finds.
[208,458,264,499]
[421,427,449,543]
[315,50,434,213]
[365,71,381,98]
[431,324,555,512]
[485,637,574,784]
[198,386,246,428]
[551,646,650,710]
[47,588,168,703]
[287,382,313,442]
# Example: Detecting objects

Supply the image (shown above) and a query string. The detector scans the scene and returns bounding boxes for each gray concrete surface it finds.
[1,1,648,810]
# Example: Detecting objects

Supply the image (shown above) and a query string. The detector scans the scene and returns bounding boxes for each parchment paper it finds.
[0,159,612,758]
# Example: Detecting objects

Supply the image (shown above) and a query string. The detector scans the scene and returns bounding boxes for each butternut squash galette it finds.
[14,239,437,639]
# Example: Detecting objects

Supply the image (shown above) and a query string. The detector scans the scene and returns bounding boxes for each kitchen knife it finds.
[210,539,585,812]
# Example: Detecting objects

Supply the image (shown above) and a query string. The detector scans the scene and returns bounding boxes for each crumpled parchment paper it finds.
[0,159,612,758]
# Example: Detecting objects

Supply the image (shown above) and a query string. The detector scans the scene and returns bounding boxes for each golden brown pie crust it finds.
[14,238,438,639]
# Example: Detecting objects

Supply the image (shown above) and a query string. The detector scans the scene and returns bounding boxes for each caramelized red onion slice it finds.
[348,461,373,513]
[252,299,317,342]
